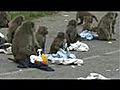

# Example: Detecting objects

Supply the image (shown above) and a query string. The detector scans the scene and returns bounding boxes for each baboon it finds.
[76,11,98,25]
[96,12,118,41]
[0,11,11,28]
[35,26,48,52]
[82,15,97,31]
[49,32,65,54]
[66,19,81,47]
[7,15,25,43]
[12,20,41,63]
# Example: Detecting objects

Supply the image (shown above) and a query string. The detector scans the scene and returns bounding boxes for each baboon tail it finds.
[92,15,98,22]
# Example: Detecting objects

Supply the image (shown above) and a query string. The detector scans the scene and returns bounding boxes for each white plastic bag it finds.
[30,55,43,63]
[68,41,89,51]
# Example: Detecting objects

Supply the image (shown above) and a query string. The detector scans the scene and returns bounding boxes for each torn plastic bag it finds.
[79,30,93,40]
[68,41,89,52]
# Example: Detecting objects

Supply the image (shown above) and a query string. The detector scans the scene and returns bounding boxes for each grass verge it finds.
[9,11,58,20]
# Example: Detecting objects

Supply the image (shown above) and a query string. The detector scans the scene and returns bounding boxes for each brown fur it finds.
[0,11,10,28]
[35,26,48,52]
[96,12,118,41]
[49,32,65,54]
[76,11,98,26]
[12,20,40,62]
[66,19,81,47]
[7,15,25,43]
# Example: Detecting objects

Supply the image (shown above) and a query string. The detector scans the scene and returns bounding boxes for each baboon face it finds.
[37,26,48,36]
[68,19,77,27]
[57,32,65,39]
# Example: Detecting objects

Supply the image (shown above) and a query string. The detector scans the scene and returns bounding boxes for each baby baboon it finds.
[0,11,11,28]
[49,32,65,54]
[76,11,98,25]
[66,19,81,47]
[35,26,48,52]
[96,12,118,41]
[7,15,25,43]
[12,20,40,63]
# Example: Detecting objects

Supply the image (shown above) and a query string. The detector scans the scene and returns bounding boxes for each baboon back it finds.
[7,15,25,43]
[12,20,40,61]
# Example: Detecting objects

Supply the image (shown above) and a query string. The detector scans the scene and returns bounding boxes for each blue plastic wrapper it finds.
[79,30,94,40]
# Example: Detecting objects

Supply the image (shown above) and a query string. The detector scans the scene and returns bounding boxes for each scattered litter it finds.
[0,46,12,55]
[77,77,85,80]
[68,41,89,52]
[108,41,112,44]
[115,69,119,71]
[30,55,43,63]
[6,46,12,54]
[77,73,108,80]
[47,48,84,65]
[64,19,68,22]
[77,64,82,66]
[48,57,84,65]
[79,30,98,41]
[106,70,111,72]
[80,30,94,40]
[19,69,22,71]
[63,15,69,17]
[0,32,5,38]
[71,65,75,68]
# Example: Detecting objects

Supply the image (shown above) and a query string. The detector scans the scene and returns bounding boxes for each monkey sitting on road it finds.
[82,15,98,31]
[66,19,81,47]
[7,15,25,43]
[12,20,41,66]
[95,12,118,41]
[49,32,65,54]
[35,26,48,52]
[76,11,98,26]
[0,11,11,28]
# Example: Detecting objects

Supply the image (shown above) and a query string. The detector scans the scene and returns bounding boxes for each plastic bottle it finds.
[37,49,48,64]
[41,54,48,64]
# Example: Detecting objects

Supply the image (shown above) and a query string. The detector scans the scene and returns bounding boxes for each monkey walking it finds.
[76,11,98,26]
[7,15,25,43]
[96,12,118,41]
[49,32,66,54]
[66,19,81,47]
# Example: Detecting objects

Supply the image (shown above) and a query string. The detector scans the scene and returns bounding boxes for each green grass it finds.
[9,11,58,20]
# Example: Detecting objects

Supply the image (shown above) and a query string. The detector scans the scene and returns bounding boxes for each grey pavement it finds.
[0,11,119,79]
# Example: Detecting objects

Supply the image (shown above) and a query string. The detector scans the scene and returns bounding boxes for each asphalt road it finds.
[0,11,119,79]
